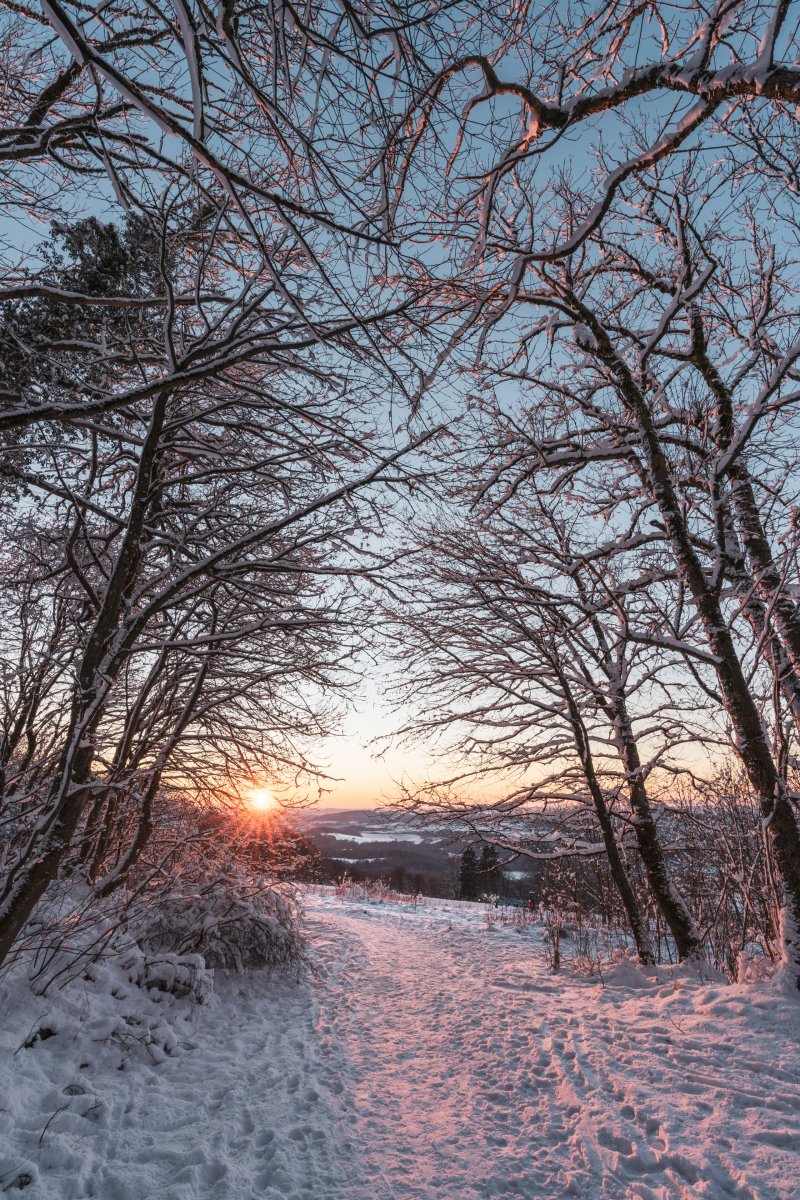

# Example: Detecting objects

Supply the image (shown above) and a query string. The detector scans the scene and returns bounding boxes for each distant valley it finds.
[294,808,536,898]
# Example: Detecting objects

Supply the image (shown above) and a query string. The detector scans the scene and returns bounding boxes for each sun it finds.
[248,786,277,812]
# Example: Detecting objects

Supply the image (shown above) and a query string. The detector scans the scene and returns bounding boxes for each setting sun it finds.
[248,786,277,812]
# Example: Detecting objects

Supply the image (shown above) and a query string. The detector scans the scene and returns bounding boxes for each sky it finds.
[314,673,433,809]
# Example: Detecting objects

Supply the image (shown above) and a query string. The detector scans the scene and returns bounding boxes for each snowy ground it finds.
[1,890,799,1199]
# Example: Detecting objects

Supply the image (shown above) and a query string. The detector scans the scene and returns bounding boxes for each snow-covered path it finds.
[309,896,800,1200]
[2,890,800,1200]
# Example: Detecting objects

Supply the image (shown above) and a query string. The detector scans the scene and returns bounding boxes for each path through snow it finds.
[2,890,799,1199]
[309,896,800,1200]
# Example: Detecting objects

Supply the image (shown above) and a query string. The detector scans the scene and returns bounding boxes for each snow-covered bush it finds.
[2,798,308,995]
[137,871,303,973]
[123,948,214,1005]
[126,804,306,973]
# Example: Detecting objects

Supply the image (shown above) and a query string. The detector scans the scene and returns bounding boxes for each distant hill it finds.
[293,809,538,898]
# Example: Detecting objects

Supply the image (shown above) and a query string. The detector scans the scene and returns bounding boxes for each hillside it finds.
[294,809,459,893]
[1,890,799,1199]
[294,810,538,897]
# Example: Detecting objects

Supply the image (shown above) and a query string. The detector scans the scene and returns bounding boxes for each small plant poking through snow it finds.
[334,874,420,906]
[541,908,565,973]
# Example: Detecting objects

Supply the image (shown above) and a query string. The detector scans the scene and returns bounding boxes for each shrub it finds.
[137,870,303,973]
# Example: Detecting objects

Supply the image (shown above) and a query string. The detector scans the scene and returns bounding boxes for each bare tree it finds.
[438,168,800,983]
[0,184,434,968]
[382,491,719,962]
[0,0,461,428]
[390,0,800,264]
[0,0,463,968]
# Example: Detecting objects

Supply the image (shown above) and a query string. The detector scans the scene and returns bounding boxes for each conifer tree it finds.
[479,845,503,896]
[458,846,479,901]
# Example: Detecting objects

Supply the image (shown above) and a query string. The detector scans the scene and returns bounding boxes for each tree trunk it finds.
[607,690,703,962]
[559,668,656,964]
[723,512,800,733]
[595,325,800,985]
[693,323,800,711]
[0,394,168,968]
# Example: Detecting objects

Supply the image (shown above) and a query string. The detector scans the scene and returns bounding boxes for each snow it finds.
[2,889,799,1199]
[573,323,598,352]
[326,831,425,844]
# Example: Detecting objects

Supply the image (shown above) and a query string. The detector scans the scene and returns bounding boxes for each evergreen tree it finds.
[479,845,503,895]
[458,845,479,901]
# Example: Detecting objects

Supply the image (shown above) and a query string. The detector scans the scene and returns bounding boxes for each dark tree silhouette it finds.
[478,845,502,896]
[458,846,480,901]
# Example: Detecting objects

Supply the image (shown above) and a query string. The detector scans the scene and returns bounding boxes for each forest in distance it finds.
[2,0,800,1013]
